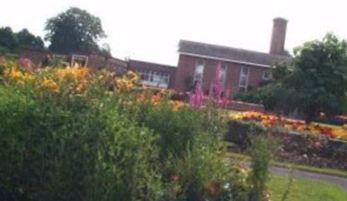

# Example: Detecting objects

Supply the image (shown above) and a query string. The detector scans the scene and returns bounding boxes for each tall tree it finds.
[0,27,17,52]
[0,27,44,54]
[17,29,44,49]
[238,34,347,122]
[282,33,347,122]
[45,7,106,54]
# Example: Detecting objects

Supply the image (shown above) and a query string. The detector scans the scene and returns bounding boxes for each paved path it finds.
[270,166,347,190]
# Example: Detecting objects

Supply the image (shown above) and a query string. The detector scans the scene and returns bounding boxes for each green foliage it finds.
[236,33,347,122]
[164,139,234,201]
[248,134,276,201]
[0,27,44,53]
[0,65,256,200]
[118,93,249,201]
[226,120,266,149]
[143,103,203,159]
[0,27,17,52]
[283,33,347,121]
[16,29,44,49]
[0,86,160,201]
[45,7,106,54]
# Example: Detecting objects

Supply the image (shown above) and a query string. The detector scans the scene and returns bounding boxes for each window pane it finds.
[194,59,205,82]
[220,64,227,86]
[239,67,249,91]
[240,76,247,86]
[241,67,249,75]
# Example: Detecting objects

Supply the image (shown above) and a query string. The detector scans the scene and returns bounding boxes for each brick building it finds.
[19,17,292,93]
[128,59,176,89]
[19,48,128,74]
[173,18,292,95]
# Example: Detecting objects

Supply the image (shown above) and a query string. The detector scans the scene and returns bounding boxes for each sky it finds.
[1,0,347,65]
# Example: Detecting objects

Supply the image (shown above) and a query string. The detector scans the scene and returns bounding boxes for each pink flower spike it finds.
[209,62,223,104]
[190,80,204,107]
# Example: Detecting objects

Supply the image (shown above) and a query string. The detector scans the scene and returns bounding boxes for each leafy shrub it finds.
[226,120,266,149]
[0,61,257,201]
[162,124,250,201]
[121,94,250,200]
[234,83,296,114]
[248,134,277,201]
[0,85,161,201]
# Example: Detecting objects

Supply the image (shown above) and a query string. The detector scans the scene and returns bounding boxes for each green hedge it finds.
[0,86,161,201]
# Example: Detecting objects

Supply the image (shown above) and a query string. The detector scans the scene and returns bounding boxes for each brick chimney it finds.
[270,17,287,55]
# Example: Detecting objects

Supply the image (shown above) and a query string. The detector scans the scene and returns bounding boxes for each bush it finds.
[141,102,202,159]
[248,134,277,201]
[0,86,161,201]
[0,62,256,201]
[161,123,249,201]
[226,120,266,149]
[234,83,296,114]
[121,94,249,200]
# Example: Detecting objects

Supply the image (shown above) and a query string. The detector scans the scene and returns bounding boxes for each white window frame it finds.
[193,59,205,83]
[220,63,228,88]
[71,54,88,67]
[239,67,249,92]
[137,69,170,88]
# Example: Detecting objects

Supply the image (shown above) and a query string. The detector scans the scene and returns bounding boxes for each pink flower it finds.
[190,80,204,107]
[209,62,223,104]
[19,58,33,70]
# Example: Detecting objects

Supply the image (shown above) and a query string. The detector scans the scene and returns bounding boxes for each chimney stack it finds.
[270,17,287,55]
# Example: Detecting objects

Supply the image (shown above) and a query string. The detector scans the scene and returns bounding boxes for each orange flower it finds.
[151,94,161,104]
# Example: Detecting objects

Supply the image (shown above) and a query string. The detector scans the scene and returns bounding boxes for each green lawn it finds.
[226,149,347,178]
[270,175,347,201]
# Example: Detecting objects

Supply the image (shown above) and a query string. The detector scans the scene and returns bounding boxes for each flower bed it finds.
[227,111,347,170]
[229,111,347,140]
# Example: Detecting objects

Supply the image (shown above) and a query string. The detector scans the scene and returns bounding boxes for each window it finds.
[239,67,249,92]
[137,69,170,88]
[71,54,88,67]
[220,63,228,87]
[194,59,205,83]
[262,70,272,80]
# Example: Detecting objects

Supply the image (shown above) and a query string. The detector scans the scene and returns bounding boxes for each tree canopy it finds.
[235,34,347,122]
[45,7,106,55]
[283,34,347,121]
[17,29,44,50]
[0,27,44,54]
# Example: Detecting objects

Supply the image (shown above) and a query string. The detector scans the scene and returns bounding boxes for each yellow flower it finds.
[6,68,22,80]
[41,78,60,93]
[126,71,139,82]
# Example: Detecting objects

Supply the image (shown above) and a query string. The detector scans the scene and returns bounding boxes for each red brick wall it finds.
[19,49,50,66]
[174,54,269,95]
[173,54,196,92]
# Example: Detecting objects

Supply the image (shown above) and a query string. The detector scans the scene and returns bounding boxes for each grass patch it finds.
[270,175,347,201]
[226,151,347,178]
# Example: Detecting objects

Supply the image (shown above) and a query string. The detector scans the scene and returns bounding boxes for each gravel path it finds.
[270,166,347,190]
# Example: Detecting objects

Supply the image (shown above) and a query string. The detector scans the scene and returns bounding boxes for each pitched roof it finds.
[128,59,176,73]
[178,40,292,67]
